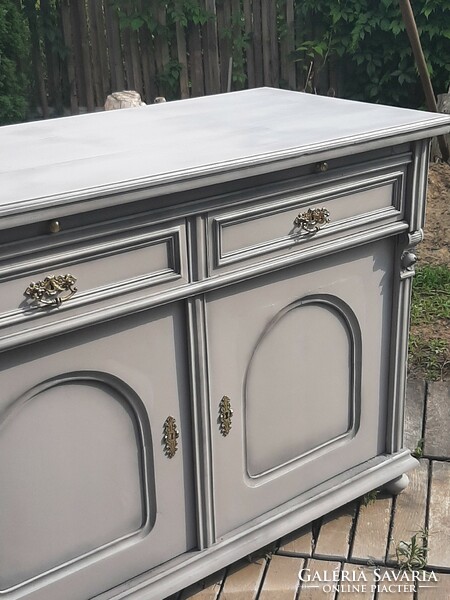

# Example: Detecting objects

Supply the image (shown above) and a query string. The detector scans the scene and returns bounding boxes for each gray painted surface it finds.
[206,239,393,537]
[0,88,449,213]
[0,89,445,599]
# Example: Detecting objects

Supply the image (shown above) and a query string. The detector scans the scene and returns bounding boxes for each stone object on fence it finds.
[431,91,450,161]
[104,91,146,111]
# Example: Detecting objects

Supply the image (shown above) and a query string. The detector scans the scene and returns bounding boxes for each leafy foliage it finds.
[0,0,30,125]
[294,0,450,107]
[396,529,428,571]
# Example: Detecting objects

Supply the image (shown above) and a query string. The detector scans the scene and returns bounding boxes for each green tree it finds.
[295,0,450,108]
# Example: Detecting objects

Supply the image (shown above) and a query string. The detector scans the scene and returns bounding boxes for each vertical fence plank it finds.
[287,0,296,89]
[95,1,111,99]
[280,0,295,89]
[129,29,143,96]
[87,0,105,105]
[70,0,86,106]
[216,0,232,92]
[88,0,111,103]
[252,0,264,87]
[202,0,221,94]
[122,15,135,89]
[40,0,62,112]
[231,0,244,90]
[121,0,144,95]
[24,0,49,118]
[261,0,272,85]
[61,0,78,114]
[104,0,125,92]
[76,0,95,110]
[243,0,255,88]
[268,0,279,87]
[175,21,190,99]
[188,21,205,96]
[154,5,171,96]
[137,0,156,103]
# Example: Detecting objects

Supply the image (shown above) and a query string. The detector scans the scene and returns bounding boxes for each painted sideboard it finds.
[0,89,449,600]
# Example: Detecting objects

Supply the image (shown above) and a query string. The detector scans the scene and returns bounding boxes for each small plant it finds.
[395,529,428,571]
[412,438,424,459]
[361,489,379,506]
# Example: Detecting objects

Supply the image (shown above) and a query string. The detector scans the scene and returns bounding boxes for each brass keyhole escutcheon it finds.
[163,416,179,458]
[219,396,233,437]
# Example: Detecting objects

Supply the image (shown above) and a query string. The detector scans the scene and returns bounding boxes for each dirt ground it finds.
[419,161,450,264]
[410,160,450,380]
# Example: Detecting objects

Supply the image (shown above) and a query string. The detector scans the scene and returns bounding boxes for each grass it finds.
[410,265,450,324]
[409,265,450,381]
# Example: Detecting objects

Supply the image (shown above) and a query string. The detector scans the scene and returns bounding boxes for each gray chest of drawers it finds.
[0,89,449,600]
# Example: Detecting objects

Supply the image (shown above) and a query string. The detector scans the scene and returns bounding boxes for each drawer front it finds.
[0,219,188,330]
[208,161,407,275]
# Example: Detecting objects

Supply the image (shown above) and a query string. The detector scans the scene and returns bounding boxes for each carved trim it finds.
[243,294,362,481]
[0,371,155,592]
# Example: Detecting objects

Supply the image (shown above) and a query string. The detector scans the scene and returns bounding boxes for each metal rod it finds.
[398,0,449,161]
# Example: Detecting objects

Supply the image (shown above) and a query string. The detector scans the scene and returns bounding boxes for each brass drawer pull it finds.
[293,208,330,234]
[25,274,77,307]
[163,416,179,458]
[219,396,233,437]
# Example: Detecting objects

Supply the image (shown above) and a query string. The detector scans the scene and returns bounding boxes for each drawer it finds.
[0,219,188,330]
[207,158,408,274]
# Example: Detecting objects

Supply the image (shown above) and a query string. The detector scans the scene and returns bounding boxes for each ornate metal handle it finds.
[163,416,179,458]
[25,274,77,307]
[219,396,233,437]
[293,208,330,234]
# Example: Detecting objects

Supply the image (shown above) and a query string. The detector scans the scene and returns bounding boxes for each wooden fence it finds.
[25,0,339,118]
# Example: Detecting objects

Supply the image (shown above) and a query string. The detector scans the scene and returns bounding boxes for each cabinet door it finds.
[206,239,394,537]
[0,303,195,600]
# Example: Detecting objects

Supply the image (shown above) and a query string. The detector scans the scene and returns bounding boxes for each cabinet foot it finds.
[383,474,410,495]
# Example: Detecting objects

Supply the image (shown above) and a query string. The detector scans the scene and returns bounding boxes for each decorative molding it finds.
[243,294,362,482]
[186,296,216,549]
[0,371,155,594]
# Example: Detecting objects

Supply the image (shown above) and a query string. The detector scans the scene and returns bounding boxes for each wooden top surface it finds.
[1,88,449,210]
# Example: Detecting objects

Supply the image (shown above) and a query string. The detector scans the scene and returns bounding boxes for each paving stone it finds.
[387,459,429,562]
[427,461,450,568]
[298,559,340,600]
[375,568,414,599]
[337,564,376,599]
[314,502,356,560]
[220,558,266,599]
[278,524,313,556]
[404,380,426,453]
[424,382,450,458]
[417,571,450,599]
[351,496,392,562]
[258,555,303,600]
